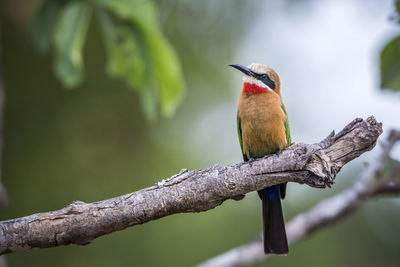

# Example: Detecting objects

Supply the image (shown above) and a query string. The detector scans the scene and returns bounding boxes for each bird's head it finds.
[229,63,280,95]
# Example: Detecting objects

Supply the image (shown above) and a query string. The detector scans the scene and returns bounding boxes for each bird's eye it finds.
[261,74,267,79]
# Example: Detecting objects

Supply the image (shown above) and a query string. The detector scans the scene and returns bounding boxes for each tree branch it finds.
[197,128,400,267]
[0,117,382,255]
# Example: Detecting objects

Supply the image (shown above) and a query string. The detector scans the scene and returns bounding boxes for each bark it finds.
[197,129,400,267]
[0,116,382,255]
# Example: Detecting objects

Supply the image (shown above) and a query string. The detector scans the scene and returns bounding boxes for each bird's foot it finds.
[275,149,282,156]
[248,157,255,167]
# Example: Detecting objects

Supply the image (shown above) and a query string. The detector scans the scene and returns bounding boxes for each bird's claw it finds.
[248,157,255,167]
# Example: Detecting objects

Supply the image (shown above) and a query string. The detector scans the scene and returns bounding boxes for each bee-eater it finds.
[229,63,290,255]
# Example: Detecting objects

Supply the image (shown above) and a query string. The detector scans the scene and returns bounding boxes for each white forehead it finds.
[248,63,269,74]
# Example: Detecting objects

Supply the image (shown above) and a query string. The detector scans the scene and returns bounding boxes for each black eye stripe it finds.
[256,73,268,79]
[253,72,276,89]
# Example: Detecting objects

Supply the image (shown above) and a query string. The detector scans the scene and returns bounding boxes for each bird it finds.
[229,63,290,255]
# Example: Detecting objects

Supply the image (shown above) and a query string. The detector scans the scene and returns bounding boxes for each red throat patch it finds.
[242,82,268,93]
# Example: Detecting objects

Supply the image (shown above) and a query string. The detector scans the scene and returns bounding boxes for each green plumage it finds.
[281,102,291,146]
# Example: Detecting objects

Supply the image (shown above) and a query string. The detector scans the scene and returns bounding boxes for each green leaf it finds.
[95,0,185,117]
[53,1,92,88]
[31,0,64,53]
[380,35,400,92]
[144,29,184,116]
[94,0,158,29]
[396,0,400,15]
[139,83,158,121]
[98,11,146,90]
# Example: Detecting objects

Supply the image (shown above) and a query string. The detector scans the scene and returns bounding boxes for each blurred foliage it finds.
[53,1,92,88]
[31,0,64,53]
[380,36,400,91]
[31,0,184,119]
[397,0,400,14]
[380,0,400,92]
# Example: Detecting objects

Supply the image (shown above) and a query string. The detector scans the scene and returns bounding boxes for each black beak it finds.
[229,63,276,90]
[228,64,254,77]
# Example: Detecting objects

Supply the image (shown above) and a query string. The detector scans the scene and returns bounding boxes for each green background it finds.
[1,0,400,266]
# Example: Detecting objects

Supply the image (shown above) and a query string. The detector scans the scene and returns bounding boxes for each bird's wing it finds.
[237,110,248,161]
[280,101,291,199]
[281,102,292,146]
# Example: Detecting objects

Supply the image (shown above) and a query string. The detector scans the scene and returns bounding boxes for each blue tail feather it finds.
[263,184,280,200]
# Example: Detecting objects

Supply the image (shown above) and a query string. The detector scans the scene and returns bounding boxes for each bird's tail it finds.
[260,188,289,255]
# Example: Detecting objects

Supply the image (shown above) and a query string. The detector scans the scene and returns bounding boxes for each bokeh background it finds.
[1,0,400,266]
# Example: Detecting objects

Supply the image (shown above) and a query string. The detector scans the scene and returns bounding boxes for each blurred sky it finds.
[189,0,400,160]
[164,0,400,175]
[241,0,400,139]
